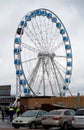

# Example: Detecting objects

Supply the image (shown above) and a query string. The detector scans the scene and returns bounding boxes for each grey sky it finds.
[0,0,84,95]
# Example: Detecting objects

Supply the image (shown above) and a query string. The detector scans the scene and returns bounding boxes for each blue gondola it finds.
[30,11,36,17]
[36,10,42,16]
[24,88,30,93]
[67,62,72,67]
[14,59,21,65]
[67,53,72,58]
[20,21,27,27]
[51,17,57,23]
[16,70,23,75]
[19,79,27,85]
[56,23,61,28]
[66,70,71,75]
[65,78,70,83]
[42,11,47,16]
[14,38,21,44]
[60,29,65,34]
[27,89,30,93]
[14,48,21,54]
[24,88,27,93]
[65,45,71,49]
[63,86,68,90]
[25,15,31,21]
[63,36,69,42]
[46,13,52,19]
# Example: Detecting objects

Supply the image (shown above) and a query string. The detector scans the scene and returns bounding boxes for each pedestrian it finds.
[16,106,20,117]
[9,106,14,122]
[5,107,10,123]
[20,105,25,114]
[1,109,5,121]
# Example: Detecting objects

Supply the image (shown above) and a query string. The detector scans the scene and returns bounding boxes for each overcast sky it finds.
[0,0,84,95]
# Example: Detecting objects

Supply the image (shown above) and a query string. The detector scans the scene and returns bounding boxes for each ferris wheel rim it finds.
[14,8,72,97]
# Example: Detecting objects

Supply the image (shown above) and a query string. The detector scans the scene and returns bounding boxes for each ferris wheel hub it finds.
[38,53,55,58]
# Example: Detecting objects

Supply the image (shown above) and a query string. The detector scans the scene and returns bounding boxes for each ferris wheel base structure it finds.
[14,8,73,98]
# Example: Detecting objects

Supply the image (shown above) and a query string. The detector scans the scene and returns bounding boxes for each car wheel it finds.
[43,125,50,129]
[30,122,36,129]
[62,122,68,130]
[13,126,20,129]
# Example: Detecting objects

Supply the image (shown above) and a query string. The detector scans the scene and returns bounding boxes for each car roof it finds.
[50,109,73,112]
[77,108,84,110]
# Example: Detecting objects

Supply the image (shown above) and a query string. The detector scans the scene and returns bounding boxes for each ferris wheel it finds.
[14,8,72,97]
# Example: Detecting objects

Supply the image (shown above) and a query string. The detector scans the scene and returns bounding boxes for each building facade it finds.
[0,85,15,107]
[0,85,11,96]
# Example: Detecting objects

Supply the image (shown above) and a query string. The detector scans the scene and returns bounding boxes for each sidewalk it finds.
[0,113,17,128]
[0,119,12,128]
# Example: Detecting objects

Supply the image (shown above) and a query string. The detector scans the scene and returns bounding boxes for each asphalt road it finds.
[0,119,44,130]
[0,128,43,130]
[0,120,59,130]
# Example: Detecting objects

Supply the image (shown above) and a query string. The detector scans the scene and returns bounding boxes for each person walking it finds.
[16,107,20,117]
[1,109,5,121]
[9,106,14,122]
[5,107,10,123]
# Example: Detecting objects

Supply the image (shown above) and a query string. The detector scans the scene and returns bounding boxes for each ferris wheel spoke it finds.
[51,58,62,95]
[35,16,46,48]
[55,55,66,58]
[52,28,61,42]
[43,17,48,48]
[52,59,72,96]
[44,60,56,96]
[30,20,45,49]
[28,59,41,86]
[53,59,66,84]
[42,57,59,96]
[50,23,53,46]
[21,42,40,53]
[22,57,38,64]
[45,18,50,48]
[24,25,43,50]
[54,61,72,96]
[36,78,43,95]
[54,59,66,73]
[51,41,64,52]
[49,62,60,96]
[51,68,59,95]
[24,29,40,51]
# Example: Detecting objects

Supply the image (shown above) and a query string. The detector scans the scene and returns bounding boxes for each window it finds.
[75,109,84,115]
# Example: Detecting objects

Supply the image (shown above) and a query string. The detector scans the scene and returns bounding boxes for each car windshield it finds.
[21,110,38,117]
[75,110,84,115]
[49,110,62,115]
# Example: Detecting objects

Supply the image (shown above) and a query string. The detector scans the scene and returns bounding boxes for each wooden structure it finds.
[20,95,84,111]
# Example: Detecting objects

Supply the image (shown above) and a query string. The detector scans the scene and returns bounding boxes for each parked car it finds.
[42,109,75,130]
[72,108,84,129]
[12,109,48,129]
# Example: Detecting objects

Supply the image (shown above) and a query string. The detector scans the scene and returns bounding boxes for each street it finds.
[0,119,60,130]
[0,120,43,130]
[0,118,84,130]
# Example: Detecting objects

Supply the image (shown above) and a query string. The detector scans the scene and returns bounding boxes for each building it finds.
[20,95,84,111]
[0,85,11,96]
[0,85,15,107]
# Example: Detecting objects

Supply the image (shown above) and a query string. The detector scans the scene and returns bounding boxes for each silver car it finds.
[42,109,75,130]
[12,109,48,129]
[72,108,84,129]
